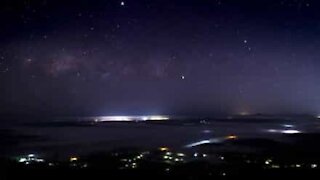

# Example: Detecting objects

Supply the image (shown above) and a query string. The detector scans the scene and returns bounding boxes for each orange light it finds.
[159,147,169,151]
[70,157,78,162]
[226,135,238,140]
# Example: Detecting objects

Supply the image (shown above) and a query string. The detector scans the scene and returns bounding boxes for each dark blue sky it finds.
[1,0,320,116]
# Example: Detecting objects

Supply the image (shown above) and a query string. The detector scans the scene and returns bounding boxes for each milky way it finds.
[1,0,320,116]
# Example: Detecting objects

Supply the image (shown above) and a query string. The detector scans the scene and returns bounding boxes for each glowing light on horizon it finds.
[94,115,169,122]
[159,147,169,151]
[267,129,278,133]
[239,112,250,116]
[281,130,301,134]
[70,157,78,162]
[100,116,132,121]
[148,116,169,120]
[225,135,238,140]
[266,129,301,134]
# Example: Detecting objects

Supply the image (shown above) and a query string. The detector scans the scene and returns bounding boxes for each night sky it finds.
[1,0,320,116]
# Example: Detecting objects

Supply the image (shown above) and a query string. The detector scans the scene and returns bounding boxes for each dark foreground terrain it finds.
[3,133,320,180]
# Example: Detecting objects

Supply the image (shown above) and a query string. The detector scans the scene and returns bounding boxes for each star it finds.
[181,75,185,80]
[120,1,125,6]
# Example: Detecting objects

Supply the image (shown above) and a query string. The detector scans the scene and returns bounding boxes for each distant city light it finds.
[95,115,169,122]
[271,165,280,169]
[267,129,278,133]
[266,129,302,134]
[265,161,269,165]
[281,130,301,134]
[70,157,78,162]
[159,147,169,151]
[17,154,45,164]
[48,163,54,166]
[282,124,294,128]
[226,135,238,140]
[203,154,207,157]
[148,116,169,121]
[100,116,132,121]
[311,164,318,168]
[28,154,35,157]
[265,159,272,165]
[18,158,27,163]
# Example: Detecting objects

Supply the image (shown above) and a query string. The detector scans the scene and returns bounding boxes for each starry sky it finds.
[1,0,320,116]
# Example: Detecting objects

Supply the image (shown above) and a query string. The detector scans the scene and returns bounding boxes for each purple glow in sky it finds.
[1,0,320,116]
